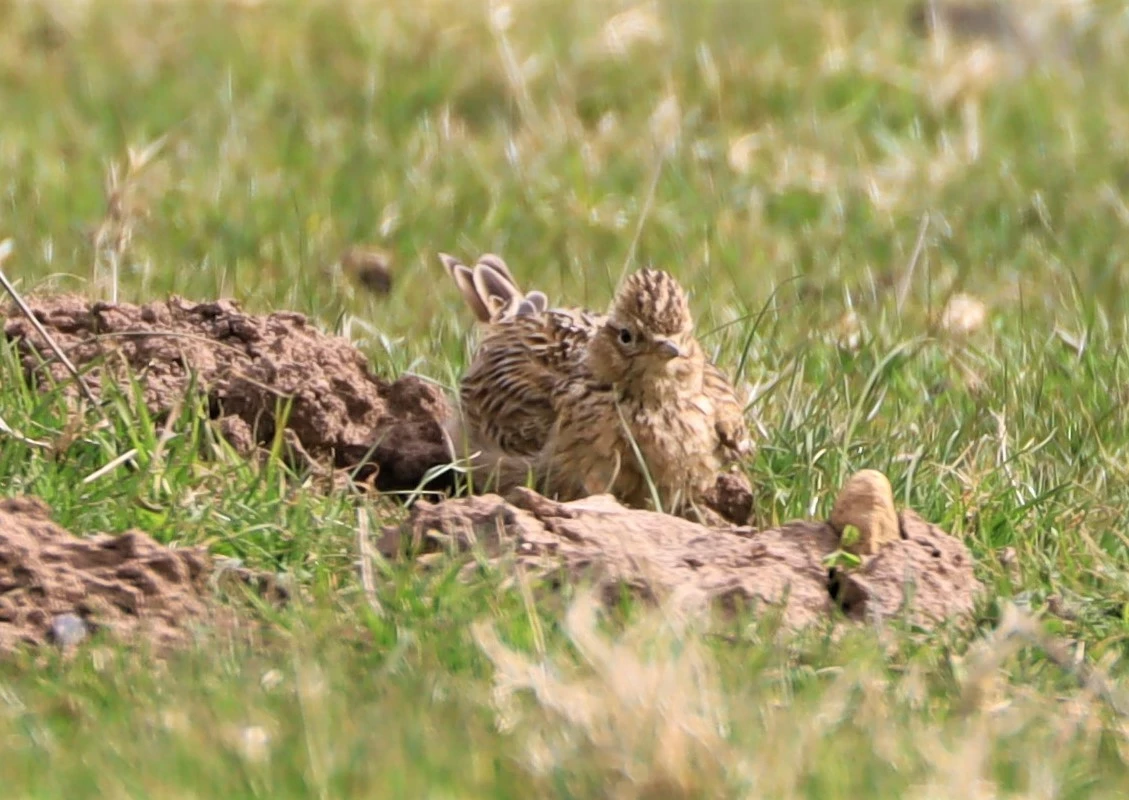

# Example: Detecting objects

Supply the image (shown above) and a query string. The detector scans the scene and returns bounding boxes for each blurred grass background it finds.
[4,0,1129,795]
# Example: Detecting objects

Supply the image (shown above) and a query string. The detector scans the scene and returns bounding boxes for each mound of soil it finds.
[3,295,451,490]
[380,488,981,629]
[0,496,281,652]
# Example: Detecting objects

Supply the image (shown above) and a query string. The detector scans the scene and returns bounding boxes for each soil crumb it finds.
[381,488,982,630]
[700,470,754,526]
[341,246,394,295]
[0,496,281,653]
[3,295,451,490]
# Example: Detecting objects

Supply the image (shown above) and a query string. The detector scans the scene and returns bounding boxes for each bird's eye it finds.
[618,327,634,345]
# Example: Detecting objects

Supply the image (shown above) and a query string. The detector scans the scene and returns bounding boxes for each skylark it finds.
[441,252,752,516]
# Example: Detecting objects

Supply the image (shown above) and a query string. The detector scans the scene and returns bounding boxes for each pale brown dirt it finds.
[3,294,452,491]
[0,496,281,652]
[381,488,982,629]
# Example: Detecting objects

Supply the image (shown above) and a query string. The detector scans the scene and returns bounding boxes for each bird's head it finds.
[587,269,702,389]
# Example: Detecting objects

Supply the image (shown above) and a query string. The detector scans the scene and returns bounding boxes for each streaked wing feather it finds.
[441,255,494,323]
[461,308,599,456]
[704,361,752,457]
[472,263,522,319]
[476,254,517,286]
[525,290,549,313]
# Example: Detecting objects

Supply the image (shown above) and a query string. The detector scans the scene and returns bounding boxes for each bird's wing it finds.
[704,361,753,459]
[460,308,601,457]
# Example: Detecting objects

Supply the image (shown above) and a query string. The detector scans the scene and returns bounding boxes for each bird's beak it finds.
[655,338,685,360]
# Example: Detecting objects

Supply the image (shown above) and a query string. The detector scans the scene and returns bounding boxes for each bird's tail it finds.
[439,252,548,323]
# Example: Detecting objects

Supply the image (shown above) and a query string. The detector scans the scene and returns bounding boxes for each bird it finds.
[440,252,752,519]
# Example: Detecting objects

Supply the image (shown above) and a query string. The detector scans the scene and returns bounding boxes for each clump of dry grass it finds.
[474,592,742,798]
[475,595,1129,798]
[94,137,168,302]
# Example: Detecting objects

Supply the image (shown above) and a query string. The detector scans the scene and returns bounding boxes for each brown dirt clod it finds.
[3,295,452,491]
[341,246,394,295]
[381,485,982,630]
[0,496,273,653]
[699,469,753,525]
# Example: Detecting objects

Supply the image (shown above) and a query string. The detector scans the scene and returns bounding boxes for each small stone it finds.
[939,293,987,336]
[829,470,900,556]
[214,557,245,572]
[237,725,271,763]
[49,613,88,648]
[834,310,863,351]
[727,133,761,176]
[600,5,665,57]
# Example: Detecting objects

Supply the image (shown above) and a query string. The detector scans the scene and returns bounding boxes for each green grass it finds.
[3,0,1129,794]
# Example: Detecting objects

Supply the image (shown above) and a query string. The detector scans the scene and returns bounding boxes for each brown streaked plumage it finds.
[441,252,752,515]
